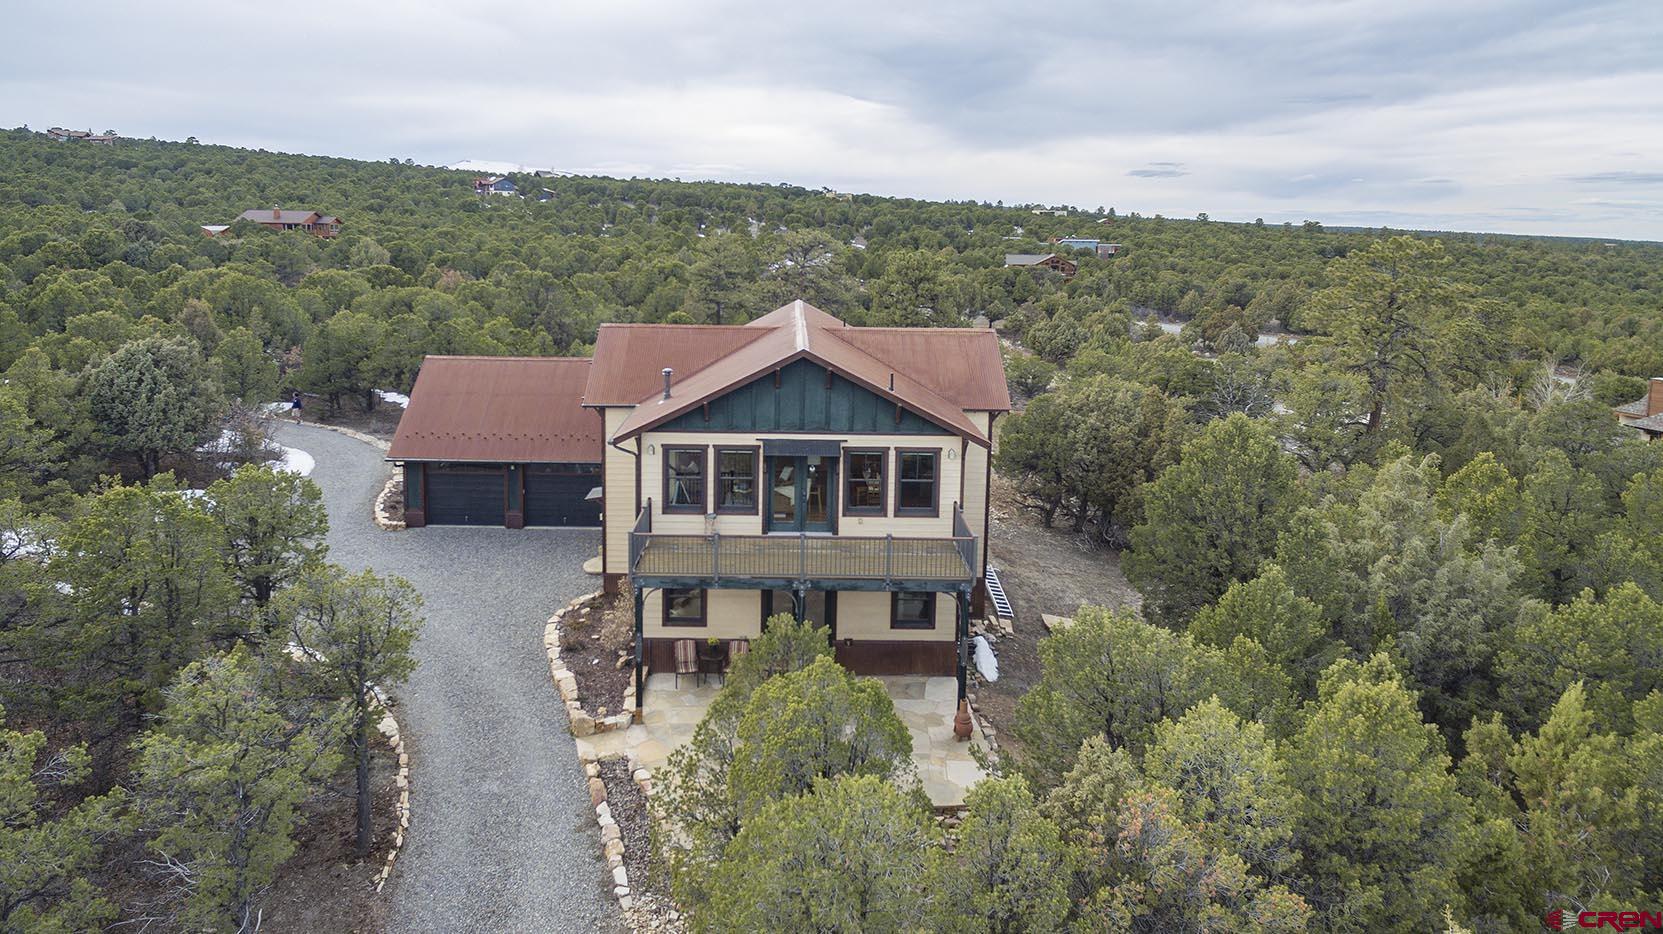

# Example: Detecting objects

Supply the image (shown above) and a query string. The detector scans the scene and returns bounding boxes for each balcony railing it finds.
[629,500,976,585]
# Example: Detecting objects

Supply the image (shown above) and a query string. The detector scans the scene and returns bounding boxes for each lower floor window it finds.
[664,588,706,626]
[891,591,936,630]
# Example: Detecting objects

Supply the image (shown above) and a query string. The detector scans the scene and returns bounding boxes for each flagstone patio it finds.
[575,673,988,808]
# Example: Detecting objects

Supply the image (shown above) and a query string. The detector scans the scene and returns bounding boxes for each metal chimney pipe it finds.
[662,367,673,400]
[888,372,895,391]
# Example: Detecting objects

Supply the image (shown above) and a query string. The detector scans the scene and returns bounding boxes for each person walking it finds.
[290,390,304,423]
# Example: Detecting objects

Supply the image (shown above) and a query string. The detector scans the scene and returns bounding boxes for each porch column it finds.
[952,585,974,741]
[632,585,644,723]
[956,586,971,701]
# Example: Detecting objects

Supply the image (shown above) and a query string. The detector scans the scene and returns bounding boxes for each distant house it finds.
[1614,378,1663,439]
[1005,253,1078,277]
[1030,208,1069,217]
[199,225,232,237]
[233,207,341,237]
[1052,236,1099,252]
[1098,243,1123,258]
[47,127,118,144]
[475,176,519,196]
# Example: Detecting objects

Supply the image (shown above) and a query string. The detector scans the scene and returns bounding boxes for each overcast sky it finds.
[6,0,1662,239]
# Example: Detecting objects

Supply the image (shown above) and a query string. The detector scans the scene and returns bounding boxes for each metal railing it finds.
[628,499,652,571]
[629,502,976,584]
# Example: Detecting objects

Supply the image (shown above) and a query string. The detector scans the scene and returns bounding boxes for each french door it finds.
[767,455,835,533]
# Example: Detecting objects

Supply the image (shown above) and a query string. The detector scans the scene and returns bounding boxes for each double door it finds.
[767,455,835,533]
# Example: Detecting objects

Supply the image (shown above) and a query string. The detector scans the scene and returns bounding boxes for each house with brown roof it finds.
[1005,252,1078,277]
[591,299,1008,703]
[233,207,342,237]
[1614,377,1663,439]
[48,127,118,144]
[388,300,1009,708]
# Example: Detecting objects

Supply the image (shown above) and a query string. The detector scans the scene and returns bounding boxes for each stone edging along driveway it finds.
[544,595,655,916]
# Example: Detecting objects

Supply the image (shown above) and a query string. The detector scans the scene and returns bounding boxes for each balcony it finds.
[628,502,977,590]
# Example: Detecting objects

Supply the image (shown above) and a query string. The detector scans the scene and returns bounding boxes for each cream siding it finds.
[960,411,992,576]
[641,587,762,641]
[835,590,959,642]
[602,407,638,575]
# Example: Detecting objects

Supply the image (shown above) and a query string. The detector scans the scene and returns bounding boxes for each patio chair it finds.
[724,640,750,678]
[673,639,698,688]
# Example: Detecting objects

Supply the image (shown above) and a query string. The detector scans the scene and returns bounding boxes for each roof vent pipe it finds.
[662,367,674,400]
[888,372,895,392]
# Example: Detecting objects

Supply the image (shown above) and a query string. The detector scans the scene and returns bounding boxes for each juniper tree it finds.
[134,647,345,932]
[205,464,329,612]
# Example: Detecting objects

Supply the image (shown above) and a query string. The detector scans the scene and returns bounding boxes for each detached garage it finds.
[388,356,601,528]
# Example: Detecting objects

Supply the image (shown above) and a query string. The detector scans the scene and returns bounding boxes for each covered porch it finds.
[628,502,980,716]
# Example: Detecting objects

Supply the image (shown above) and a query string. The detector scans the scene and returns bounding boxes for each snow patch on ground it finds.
[199,429,313,476]
[972,635,999,682]
[375,389,410,409]
[277,445,315,476]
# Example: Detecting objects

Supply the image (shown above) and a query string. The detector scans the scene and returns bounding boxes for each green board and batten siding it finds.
[659,359,941,435]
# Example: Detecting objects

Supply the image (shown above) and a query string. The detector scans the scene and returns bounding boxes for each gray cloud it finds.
[2,0,1662,238]
[1567,171,1663,185]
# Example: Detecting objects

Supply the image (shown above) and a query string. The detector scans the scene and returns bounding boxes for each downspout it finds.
[611,426,643,718]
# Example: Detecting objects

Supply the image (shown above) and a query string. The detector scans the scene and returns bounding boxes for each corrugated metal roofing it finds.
[607,300,1003,447]
[582,324,770,405]
[387,356,599,463]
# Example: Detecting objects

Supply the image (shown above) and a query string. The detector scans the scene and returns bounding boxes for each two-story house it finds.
[586,301,1008,710]
[387,300,1009,715]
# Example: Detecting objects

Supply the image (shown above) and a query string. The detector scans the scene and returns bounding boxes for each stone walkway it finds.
[578,673,988,807]
[271,422,622,934]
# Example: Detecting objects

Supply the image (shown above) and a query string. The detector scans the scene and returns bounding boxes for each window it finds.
[843,449,886,515]
[891,591,935,630]
[896,449,939,515]
[663,588,706,627]
[716,447,758,513]
[664,447,706,512]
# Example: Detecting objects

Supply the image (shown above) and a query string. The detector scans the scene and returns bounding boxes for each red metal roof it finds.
[387,356,599,463]
[607,301,1007,447]
[582,324,770,405]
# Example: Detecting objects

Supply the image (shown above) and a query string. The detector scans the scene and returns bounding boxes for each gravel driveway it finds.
[271,422,622,934]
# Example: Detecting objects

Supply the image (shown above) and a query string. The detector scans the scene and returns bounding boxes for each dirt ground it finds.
[260,731,401,933]
[564,591,637,713]
[975,472,1143,760]
[298,399,405,442]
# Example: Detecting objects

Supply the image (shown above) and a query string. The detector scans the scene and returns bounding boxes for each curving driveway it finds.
[271,422,622,934]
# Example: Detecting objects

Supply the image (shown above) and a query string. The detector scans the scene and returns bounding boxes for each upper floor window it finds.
[844,449,886,515]
[664,446,706,513]
[716,447,758,513]
[896,449,938,516]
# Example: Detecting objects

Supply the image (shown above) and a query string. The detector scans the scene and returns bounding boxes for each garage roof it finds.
[388,356,599,464]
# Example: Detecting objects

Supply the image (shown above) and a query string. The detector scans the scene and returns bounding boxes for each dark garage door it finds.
[424,466,506,525]
[525,463,601,527]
